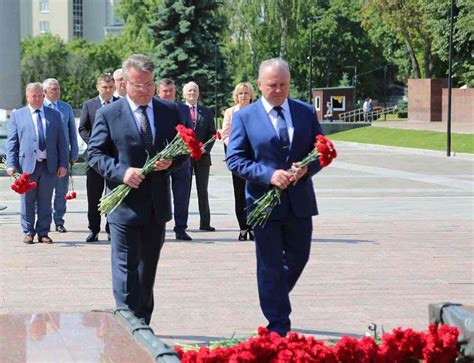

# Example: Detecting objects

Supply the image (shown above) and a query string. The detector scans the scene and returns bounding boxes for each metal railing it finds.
[338,105,398,123]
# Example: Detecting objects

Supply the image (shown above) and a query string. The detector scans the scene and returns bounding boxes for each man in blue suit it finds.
[7,83,68,244]
[43,78,79,233]
[88,55,183,324]
[157,78,194,241]
[226,58,324,336]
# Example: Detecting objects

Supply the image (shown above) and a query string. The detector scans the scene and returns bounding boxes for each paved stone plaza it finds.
[0,141,472,352]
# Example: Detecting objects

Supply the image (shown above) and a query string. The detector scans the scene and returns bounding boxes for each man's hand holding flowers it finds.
[100,125,206,215]
[247,134,337,228]
[290,162,308,185]
[153,158,172,171]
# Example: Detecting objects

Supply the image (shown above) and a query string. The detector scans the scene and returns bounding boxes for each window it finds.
[73,0,83,38]
[330,96,346,111]
[314,96,320,111]
[39,21,49,33]
[40,0,49,12]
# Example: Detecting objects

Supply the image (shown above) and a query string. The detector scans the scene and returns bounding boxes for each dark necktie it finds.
[102,100,110,107]
[138,105,154,154]
[34,109,46,151]
[273,106,290,151]
[190,105,196,129]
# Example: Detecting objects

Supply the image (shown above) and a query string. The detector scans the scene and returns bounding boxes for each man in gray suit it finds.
[183,82,216,231]
[43,78,79,233]
[7,83,68,244]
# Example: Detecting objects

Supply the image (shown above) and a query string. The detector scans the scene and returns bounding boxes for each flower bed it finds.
[176,324,459,362]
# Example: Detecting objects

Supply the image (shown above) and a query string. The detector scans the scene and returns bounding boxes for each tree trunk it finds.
[423,40,433,78]
[245,33,258,74]
[279,15,288,59]
[403,31,421,78]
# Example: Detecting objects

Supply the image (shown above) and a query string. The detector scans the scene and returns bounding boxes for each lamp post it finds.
[302,17,318,104]
[383,65,387,120]
[447,0,455,157]
[344,65,357,109]
[214,41,218,119]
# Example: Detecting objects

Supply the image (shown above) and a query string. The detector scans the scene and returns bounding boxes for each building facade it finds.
[20,0,123,42]
[1,0,22,109]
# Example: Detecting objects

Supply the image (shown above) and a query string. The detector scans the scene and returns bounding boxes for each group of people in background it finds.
[6,54,325,338]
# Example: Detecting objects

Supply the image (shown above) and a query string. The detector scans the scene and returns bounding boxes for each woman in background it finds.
[221,82,256,241]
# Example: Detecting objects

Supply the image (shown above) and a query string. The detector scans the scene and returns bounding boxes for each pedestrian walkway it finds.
[372,119,474,134]
[0,142,472,360]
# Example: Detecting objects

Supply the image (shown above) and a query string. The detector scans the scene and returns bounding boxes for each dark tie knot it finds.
[139,105,148,113]
[35,109,41,114]
[273,106,284,118]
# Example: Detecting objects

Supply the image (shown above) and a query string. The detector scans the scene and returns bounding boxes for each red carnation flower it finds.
[10,172,37,195]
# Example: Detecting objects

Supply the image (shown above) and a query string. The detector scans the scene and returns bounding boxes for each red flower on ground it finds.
[176,325,460,363]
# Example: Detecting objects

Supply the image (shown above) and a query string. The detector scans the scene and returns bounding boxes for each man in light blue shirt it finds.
[43,78,79,233]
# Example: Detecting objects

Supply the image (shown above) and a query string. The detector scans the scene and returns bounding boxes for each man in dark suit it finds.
[43,78,79,233]
[7,83,68,244]
[226,58,324,336]
[79,73,118,242]
[157,78,193,241]
[182,81,216,231]
[88,54,183,324]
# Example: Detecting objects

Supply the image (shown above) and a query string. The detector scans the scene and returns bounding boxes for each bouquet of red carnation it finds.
[11,172,37,194]
[99,125,206,215]
[247,135,337,228]
[65,166,77,200]
[1,157,37,195]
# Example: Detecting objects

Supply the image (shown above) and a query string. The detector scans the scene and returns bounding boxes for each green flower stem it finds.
[99,135,189,215]
[246,151,320,229]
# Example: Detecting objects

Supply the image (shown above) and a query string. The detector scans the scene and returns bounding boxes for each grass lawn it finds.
[329,126,474,154]
[379,113,408,121]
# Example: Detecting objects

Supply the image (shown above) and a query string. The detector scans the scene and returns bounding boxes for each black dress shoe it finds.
[86,232,99,242]
[248,229,255,241]
[55,225,67,233]
[238,230,248,241]
[175,232,192,241]
[199,225,216,232]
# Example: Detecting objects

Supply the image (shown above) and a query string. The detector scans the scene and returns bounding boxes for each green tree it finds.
[225,0,384,103]
[63,38,122,108]
[114,0,160,56]
[427,0,474,86]
[149,0,231,113]
[362,0,439,79]
[339,73,351,87]
[20,33,68,90]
